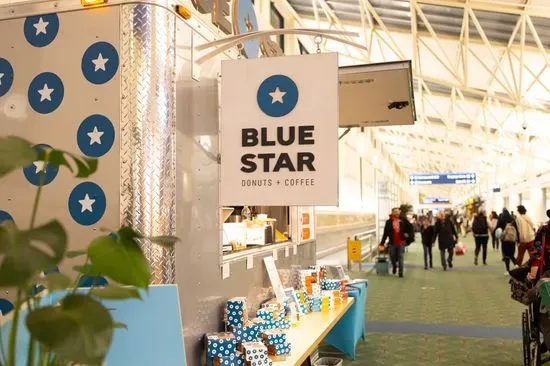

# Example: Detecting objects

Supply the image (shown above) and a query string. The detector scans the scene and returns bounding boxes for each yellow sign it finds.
[347,239,361,262]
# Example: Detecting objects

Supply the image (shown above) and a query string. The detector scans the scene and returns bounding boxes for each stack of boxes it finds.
[261,329,292,361]
[206,332,245,366]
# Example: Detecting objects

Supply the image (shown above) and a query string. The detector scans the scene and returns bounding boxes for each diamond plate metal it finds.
[120,4,176,284]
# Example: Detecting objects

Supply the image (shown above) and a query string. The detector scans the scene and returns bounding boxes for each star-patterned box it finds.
[207,332,237,359]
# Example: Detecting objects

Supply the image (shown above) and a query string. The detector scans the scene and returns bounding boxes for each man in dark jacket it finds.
[434,211,458,271]
[380,207,408,277]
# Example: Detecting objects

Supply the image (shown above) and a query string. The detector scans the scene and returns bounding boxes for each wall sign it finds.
[409,172,477,185]
[220,53,339,206]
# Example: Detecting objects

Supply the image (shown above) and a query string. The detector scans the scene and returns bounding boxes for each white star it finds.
[78,194,95,213]
[87,126,104,145]
[37,83,54,102]
[33,161,46,174]
[0,73,4,86]
[269,87,286,104]
[92,53,109,72]
[33,17,49,36]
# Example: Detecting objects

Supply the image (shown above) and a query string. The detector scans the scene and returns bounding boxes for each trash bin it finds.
[314,357,343,366]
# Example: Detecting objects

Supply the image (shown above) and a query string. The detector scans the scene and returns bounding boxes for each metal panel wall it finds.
[0,6,121,301]
[120,3,177,284]
[173,23,316,364]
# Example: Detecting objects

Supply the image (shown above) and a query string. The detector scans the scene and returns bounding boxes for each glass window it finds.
[270,3,284,51]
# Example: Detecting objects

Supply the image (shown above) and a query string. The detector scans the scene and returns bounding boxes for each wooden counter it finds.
[274,297,355,366]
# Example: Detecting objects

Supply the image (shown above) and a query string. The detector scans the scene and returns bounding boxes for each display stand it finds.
[274,297,355,365]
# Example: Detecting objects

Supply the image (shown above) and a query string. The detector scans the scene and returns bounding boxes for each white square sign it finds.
[220,53,339,206]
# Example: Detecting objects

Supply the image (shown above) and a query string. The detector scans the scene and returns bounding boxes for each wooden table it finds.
[274,298,355,366]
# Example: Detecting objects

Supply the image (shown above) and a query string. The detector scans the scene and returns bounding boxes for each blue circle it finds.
[0,58,14,98]
[77,114,115,158]
[23,144,59,186]
[24,14,59,48]
[0,210,13,223]
[28,72,64,114]
[257,75,299,117]
[81,41,119,85]
[68,182,106,226]
[236,0,259,58]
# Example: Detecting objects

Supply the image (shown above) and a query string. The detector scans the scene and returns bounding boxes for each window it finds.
[270,3,284,51]
[298,41,309,55]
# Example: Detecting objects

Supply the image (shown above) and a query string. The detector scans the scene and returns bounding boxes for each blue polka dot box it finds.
[261,329,286,346]
[206,332,236,359]
[212,350,245,366]
[242,341,270,365]
[225,297,248,328]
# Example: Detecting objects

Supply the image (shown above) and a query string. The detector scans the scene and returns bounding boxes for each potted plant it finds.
[0,136,178,366]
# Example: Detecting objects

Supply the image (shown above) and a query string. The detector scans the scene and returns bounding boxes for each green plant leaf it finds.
[46,149,98,178]
[72,264,102,277]
[113,321,128,330]
[26,294,113,365]
[0,136,36,177]
[66,250,87,258]
[88,233,151,289]
[35,273,72,292]
[90,285,141,300]
[148,235,180,248]
[0,220,67,287]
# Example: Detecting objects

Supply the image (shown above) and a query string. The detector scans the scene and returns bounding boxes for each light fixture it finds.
[175,5,192,20]
[81,0,106,6]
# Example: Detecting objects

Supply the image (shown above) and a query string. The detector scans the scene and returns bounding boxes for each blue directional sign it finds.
[409,172,477,185]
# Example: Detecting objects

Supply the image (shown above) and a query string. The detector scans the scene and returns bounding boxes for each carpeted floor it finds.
[324,234,527,365]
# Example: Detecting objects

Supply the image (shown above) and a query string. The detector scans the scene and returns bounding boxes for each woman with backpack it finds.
[498,208,519,274]
[489,211,499,251]
[472,209,490,265]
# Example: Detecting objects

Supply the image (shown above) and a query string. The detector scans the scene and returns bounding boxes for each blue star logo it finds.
[77,114,115,158]
[257,75,298,117]
[24,14,59,48]
[28,72,64,114]
[0,58,14,98]
[0,210,14,224]
[23,144,59,186]
[82,41,119,85]
[68,182,106,226]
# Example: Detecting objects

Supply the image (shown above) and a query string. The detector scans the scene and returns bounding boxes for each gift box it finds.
[267,341,292,356]
[261,299,284,311]
[207,333,237,359]
[214,351,245,366]
[256,308,275,322]
[226,297,248,327]
[231,322,260,344]
[311,283,321,297]
[242,342,268,363]
[261,329,287,346]
[321,279,341,291]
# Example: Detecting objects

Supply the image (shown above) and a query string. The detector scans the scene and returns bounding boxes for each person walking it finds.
[380,207,407,278]
[421,218,435,270]
[515,205,536,266]
[434,211,459,271]
[489,211,499,251]
[472,209,490,265]
[498,208,518,274]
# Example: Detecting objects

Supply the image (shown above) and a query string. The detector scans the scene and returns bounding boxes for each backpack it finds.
[472,216,488,235]
[501,223,518,242]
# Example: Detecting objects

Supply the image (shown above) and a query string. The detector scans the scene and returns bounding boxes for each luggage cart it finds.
[522,298,550,366]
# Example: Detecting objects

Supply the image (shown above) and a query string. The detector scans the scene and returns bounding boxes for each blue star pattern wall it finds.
[0,8,121,235]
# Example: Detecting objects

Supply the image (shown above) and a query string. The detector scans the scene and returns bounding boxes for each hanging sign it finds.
[409,172,477,185]
[220,53,339,206]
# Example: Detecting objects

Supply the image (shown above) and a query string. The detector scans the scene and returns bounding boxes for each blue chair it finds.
[0,298,14,315]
